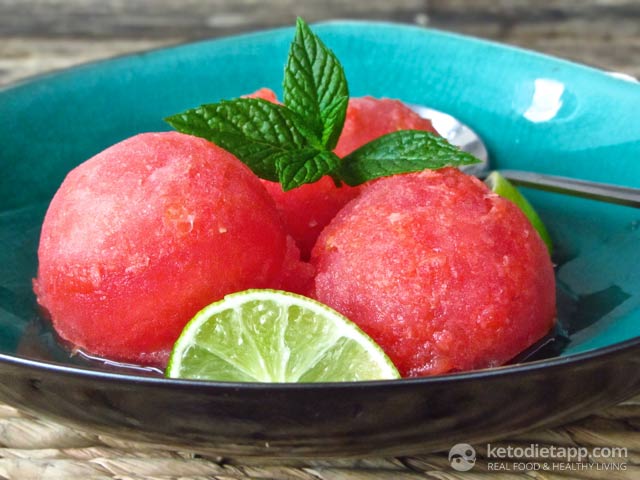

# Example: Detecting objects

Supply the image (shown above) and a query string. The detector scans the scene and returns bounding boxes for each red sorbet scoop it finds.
[34,131,308,365]
[310,168,556,377]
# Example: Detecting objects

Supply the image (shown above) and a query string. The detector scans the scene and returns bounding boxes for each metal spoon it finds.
[409,104,640,208]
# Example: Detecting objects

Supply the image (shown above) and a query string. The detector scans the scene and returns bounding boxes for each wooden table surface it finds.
[1,0,639,87]
[1,1,639,479]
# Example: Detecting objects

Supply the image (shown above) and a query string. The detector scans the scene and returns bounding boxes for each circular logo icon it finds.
[449,443,476,472]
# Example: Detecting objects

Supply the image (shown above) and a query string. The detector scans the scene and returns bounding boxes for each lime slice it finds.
[166,289,400,382]
[485,171,553,254]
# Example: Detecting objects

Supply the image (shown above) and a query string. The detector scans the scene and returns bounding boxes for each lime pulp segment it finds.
[165,289,400,383]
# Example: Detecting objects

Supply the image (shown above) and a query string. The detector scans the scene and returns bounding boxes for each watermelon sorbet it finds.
[34,131,311,365]
[33,99,557,378]
[251,89,438,258]
[310,168,556,377]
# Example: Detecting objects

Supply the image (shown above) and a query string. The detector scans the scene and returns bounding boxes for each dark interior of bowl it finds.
[1,21,639,375]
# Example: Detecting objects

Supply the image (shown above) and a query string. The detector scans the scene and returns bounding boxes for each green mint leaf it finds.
[338,130,481,186]
[165,98,321,182]
[284,17,349,150]
[165,19,482,193]
[276,149,341,191]
[320,96,349,148]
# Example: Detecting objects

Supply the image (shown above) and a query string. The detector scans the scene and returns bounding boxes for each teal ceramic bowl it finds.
[0,21,639,456]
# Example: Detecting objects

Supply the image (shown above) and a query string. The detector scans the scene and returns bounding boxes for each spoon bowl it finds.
[409,103,489,177]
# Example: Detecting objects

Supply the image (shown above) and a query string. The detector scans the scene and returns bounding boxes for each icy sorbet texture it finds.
[310,168,556,377]
[33,101,556,377]
[34,132,309,365]
[252,89,438,258]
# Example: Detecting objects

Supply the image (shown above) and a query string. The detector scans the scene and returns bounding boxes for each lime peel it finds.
[166,289,400,383]
[485,171,553,254]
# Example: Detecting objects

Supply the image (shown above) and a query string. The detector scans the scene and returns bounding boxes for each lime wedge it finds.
[485,171,553,254]
[165,289,400,382]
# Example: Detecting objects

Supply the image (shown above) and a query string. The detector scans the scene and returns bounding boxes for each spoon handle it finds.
[498,170,640,208]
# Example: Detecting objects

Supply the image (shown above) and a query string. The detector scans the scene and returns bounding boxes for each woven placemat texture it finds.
[0,396,638,479]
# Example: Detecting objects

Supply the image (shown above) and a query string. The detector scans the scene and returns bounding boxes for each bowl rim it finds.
[1,19,638,391]
[1,19,634,97]
[1,336,638,390]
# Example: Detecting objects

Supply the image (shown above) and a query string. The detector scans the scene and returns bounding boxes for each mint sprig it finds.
[284,18,349,150]
[276,149,340,191]
[166,18,480,191]
[166,98,321,183]
[339,130,481,186]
